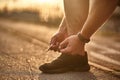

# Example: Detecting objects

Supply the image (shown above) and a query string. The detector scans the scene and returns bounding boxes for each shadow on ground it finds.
[39,72,96,80]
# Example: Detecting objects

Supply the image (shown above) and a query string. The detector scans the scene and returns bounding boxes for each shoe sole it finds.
[41,64,90,74]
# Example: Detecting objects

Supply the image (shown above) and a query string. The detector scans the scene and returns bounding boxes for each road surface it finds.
[0,19,120,80]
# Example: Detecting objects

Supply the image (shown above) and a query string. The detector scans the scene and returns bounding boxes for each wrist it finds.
[77,33,90,43]
[58,27,67,34]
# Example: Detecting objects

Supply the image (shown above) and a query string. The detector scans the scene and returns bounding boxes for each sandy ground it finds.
[0,19,120,80]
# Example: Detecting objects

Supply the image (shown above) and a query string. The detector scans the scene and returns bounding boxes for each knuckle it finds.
[60,43,63,46]
[67,49,72,53]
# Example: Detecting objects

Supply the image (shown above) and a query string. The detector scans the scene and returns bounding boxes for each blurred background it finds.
[0,0,63,26]
[0,1,120,79]
[0,0,120,32]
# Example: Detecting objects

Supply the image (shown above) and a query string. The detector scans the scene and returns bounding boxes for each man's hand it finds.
[59,35,85,56]
[49,32,68,51]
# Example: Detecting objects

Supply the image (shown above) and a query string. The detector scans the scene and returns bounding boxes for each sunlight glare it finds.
[38,0,53,3]
[0,0,63,21]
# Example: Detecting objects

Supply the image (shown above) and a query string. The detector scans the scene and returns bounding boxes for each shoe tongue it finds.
[61,53,86,59]
[58,54,82,63]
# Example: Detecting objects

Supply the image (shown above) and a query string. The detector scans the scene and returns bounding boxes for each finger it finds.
[59,39,68,49]
[50,37,57,45]
[47,44,53,51]
[49,44,59,51]
[60,47,71,54]
[49,44,57,50]
[52,45,59,51]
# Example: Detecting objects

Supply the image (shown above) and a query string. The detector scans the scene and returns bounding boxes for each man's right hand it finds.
[49,32,68,52]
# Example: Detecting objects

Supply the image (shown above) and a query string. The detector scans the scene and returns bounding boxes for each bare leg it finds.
[59,0,119,56]
[64,0,89,35]
[80,0,119,39]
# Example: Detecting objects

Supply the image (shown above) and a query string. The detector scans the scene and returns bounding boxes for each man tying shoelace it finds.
[39,0,120,74]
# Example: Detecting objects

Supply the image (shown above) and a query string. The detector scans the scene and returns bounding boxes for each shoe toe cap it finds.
[39,63,48,71]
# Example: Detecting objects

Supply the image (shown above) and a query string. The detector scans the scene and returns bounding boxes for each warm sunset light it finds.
[37,0,58,4]
[0,0,64,22]
[0,0,63,10]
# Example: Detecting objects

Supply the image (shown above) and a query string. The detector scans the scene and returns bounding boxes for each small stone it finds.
[20,48,24,52]
[27,60,31,63]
